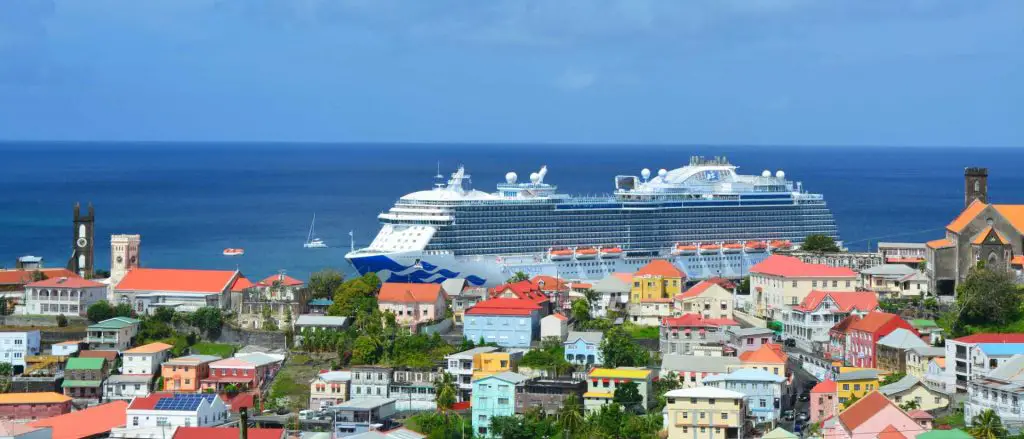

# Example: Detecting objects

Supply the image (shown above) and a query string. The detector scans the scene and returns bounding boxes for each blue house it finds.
[471,371,529,438]
[463,298,541,348]
[703,368,785,424]
[564,331,604,366]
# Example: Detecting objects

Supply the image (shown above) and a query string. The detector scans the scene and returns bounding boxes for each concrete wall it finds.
[418,318,453,336]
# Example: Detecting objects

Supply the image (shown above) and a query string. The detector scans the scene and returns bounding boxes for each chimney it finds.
[239,407,249,439]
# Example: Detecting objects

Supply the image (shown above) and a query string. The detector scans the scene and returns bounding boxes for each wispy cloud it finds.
[556,69,597,91]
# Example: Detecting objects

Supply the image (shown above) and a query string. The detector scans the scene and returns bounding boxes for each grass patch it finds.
[268,353,334,411]
[624,324,660,339]
[934,412,965,430]
[190,342,237,357]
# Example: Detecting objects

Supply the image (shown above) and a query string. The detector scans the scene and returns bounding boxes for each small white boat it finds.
[223,248,245,256]
[599,246,623,258]
[575,247,598,260]
[304,213,328,248]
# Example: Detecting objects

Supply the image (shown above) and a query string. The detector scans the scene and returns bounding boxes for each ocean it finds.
[1,142,1022,282]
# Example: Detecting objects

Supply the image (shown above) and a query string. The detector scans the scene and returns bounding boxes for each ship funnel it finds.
[538,166,548,183]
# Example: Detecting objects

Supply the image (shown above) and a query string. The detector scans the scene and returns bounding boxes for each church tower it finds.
[110,234,140,289]
[67,202,95,278]
[965,167,988,208]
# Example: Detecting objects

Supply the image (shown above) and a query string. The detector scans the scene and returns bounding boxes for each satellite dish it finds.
[658,169,668,179]
[505,172,517,184]
[641,168,651,180]
[762,170,771,178]
[530,172,540,183]
[776,170,785,179]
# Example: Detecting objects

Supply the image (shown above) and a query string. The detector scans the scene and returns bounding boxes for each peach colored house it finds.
[162,355,220,392]
[823,391,928,439]
[377,283,447,328]
[810,379,838,423]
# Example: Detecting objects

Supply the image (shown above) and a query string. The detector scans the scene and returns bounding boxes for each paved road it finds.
[780,346,821,435]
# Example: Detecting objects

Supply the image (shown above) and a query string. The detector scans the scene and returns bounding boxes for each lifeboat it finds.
[699,244,721,254]
[575,247,598,260]
[744,241,767,253]
[223,248,245,256]
[599,246,623,259]
[770,240,793,250]
[673,243,698,256]
[723,242,743,253]
[549,248,573,261]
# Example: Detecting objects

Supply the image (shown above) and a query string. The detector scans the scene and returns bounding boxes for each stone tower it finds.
[110,234,141,289]
[67,202,95,278]
[965,167,988,208]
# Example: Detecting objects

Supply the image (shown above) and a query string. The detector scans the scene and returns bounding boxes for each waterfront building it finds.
[964,354,1024,434]
[672,279,733,320]
[878,242,928,266]
[627,298,673,326]
[834,369,880,408]
[726,327,775,355]
[590,273,631,318]
[664,386,746,439]
[162,355,219,392]
[583,368,654,413]
[514,377,586,415]
[880,375,950,412]
[0,392,72,420]
[444,346,499,400]
[731,343,787,379]
[876,328,929,374]
[390,369,441,411]
[350,366,393,400]
[906,346,946,381]
[23,276,107,317]
[255,273,305,301]
[377,283,447,329]
[845,311,914,368]
[462,298,540,348]
[809,379,837,423]
[659,314,738,356]
[122,342,172,375]
[782,290,877,353]
[661,355,740,388]
[828,314,860,363]
[86,317,140,351]
[821,391,925,439]
[860,264,929,298]
[471,372,528,438]
[703,369,785,424]
[539,313,568,341]
[749,255,857,319]
[346,159,839,287]
[310,370,352,410]
[945,333,1024,393]
[564,332,603,366]
[114,268,246,314]
[103,375,154,401]
[0,331,40,371]
[631,260,686,303]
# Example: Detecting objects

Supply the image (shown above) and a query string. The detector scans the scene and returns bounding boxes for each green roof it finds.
[917,429,972,439]
[88,317,141,330]
[762,427,798,439]
[66,357,105,370]
[910,319,939,328]
[61,380,102,388]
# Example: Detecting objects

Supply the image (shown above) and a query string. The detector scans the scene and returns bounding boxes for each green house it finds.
[63,357,107,399]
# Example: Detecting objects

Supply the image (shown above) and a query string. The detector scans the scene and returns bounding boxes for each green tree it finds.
[406,411,470,439]
[900,400,920,411]
[113,303,133,317]
[519,338,573,376]
[969,409,1008,439]
[653,372,683,411]
[56,314,68,327]
[434,372,457,412]
[261,305,279,331]
[86,301,115,323]
[557,393,587,438]
[0,362,12,377]
[738,276,750,295]
[952,267,1022,335]
[613,381,645,414]
[153,307,175,323]
[308,269,345,299]
[880,372,906,386]
[600,326,650,368]
[506,271,529,283]
[802,234,840,252]
[571,299,592,323]
[328,275,380,317]
[804,422,822,438]
[351,335,380,365]
[191,307,224,337]
[589,402,627,438]
[490,409,558,439]
[30,270,47,282]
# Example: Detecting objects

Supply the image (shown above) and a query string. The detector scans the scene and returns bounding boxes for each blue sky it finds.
[0,0,1021,146]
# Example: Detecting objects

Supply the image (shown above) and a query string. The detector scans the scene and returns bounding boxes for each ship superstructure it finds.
[346,156,839,286]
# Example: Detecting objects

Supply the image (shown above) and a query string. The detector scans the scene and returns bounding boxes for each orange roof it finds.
[792,291,878,313]
[611,273,633,283]
[1012,256,1024,267]
[934,358,946,368]
[489,281,549,305]
[849,311,906,334]
[926,238,954,249]
[0,422,44,437]
[972,226,1009,245]
[378,282,444,304]
[230,276,255,292]
[749,255,856,278]
[124,342,174,354]
[29,401,128,439]
[640,298,673,303]
[173,427,284,439]
[878,425,909,439]
[830,314,861,335]
[258,274,304,287]
[838,391,893,431]
[116,268,238,293]
[993,205,1024,233]
[530,275,568,292]
[811,379,837,393]
[0,268,79,286]
[635,260,686,278]
[548,313,568,321]
[738,343,787,364]
[947,199,988,232]
[0,392,71,404]
[26,276,105,289]
[675,280,726,300]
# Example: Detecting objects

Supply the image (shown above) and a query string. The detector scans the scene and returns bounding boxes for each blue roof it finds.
[978,343,1024,356]
[308,299,333,306]
[153,394,217,411]
[703,368,785,383]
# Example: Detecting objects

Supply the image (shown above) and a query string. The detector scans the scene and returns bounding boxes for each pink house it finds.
[377,283,448,328]
[810,379,838,423]
[200,355,276,393]
[845,311,914,368]
[823,391,927,439]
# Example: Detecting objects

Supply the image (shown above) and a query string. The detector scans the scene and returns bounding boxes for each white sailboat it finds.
[304,213,328,248]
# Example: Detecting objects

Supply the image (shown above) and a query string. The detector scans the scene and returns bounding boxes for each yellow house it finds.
[631,260,686,303]
[471,352,515,381]
[879,375,949,411]
[906,346,945,380]
[835,368,880,408]
[584,367,654,413]
[665,386,746,439]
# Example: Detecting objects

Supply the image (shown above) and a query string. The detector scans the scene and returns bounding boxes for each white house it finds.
[965,354,1024,434]
[51,340,83,357]
[540,313,568,341]
[0,330,41,370]
[749,255,858,320]
[310,370,352,410]
[782,291,878,353]
[590,273,631,318]
[23,276,107,317]
[444,346,499,401]
[945,334,1024,393]
[859,264,929,298]
[126,393,229,430]
[105,375,155,401]
[672,279,734,320]
[123,342,174,375]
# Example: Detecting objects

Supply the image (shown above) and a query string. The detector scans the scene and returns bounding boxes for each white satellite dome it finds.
[776,170,785,179]
[641,168,651,180]
[530,172,541,183]
[658,168,668,178]
[762,170,771,178]
[505,172,518,184]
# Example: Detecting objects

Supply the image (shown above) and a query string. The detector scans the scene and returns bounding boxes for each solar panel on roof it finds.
[152,394,213,411]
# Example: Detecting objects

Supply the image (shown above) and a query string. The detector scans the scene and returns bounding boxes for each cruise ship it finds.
[345,156,840,286]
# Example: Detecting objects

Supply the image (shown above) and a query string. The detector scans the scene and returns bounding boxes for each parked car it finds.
[797,412,810,422]
[785,338,797,347]
[799,392,810,402]
[783,409,795,421]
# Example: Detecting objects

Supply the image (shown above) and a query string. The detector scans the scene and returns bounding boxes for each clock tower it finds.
[67,202,95,278]
[110,234,141,289]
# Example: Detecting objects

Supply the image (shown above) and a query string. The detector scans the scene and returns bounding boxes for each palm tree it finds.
[969,409,1008,439]
[900,400,921,411]
[557,394,586,438]
[507,271,529,283]
[434,372,457,412]
[804,421,822,438]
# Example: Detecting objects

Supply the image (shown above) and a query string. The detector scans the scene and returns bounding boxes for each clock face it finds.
[130,256,137,263]
[76,237,88,248]
[117,256,124,263]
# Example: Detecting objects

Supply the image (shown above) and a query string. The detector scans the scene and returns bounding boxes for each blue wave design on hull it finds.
[349,255,487,286]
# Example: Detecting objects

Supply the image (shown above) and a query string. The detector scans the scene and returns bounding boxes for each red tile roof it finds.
[530,275,568,292]
[29,401,128,439]
[907,410,933,420]
[811,379,837,393]
[739,343,787,364]
[548,313,568,321]
[220,392,258,413]
[838,391,893,431]
[705,277,736,290]
[489,281,549,305]
[116,268,239,293]
[675,280,728,300]
[954,333,1024,343]
[0,268,79,286]
[635,260,686,278]
[792,291,878,313]
[258,274,304,287]
[465,298,540,316]
[173,427,284,439]
[230,276,255,292]
[830,314,861,335]
[662,314,731,328]
[25,276,105,289]
[750,255,857,278]
[849,311,906,334]
[79,350,117,362]
[378,282,444,304]
[127,394,163,410]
